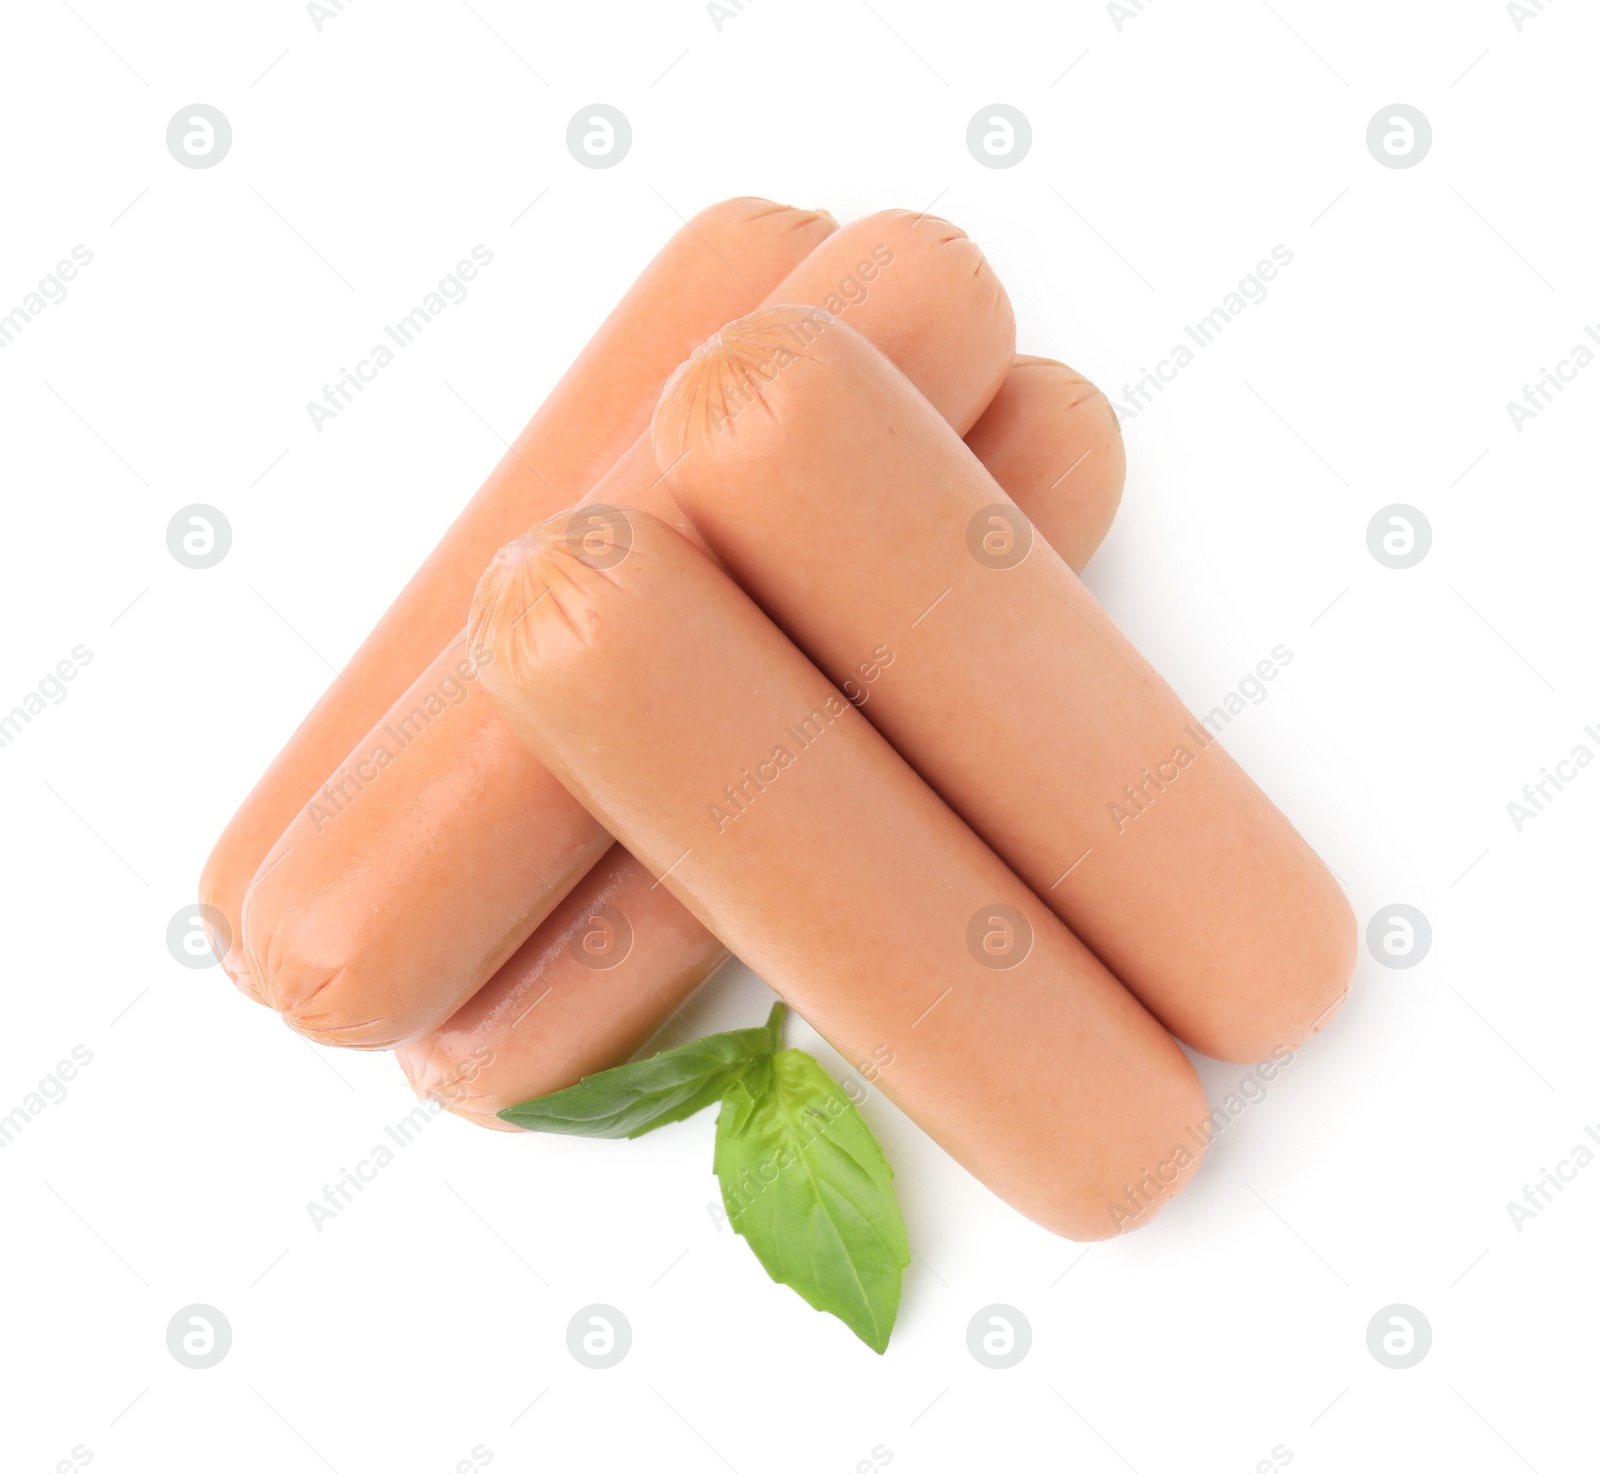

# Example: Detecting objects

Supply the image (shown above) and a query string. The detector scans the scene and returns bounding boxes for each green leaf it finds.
[716,1000,786,1134]
[498,1024,775,1139]
[717,1049,773,1136]
[762,999,789,1046]
[713,1048,909,1353]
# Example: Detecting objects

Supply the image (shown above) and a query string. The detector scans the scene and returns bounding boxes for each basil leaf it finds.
[761,999,789,1047]
[713,1048,909,1353]
[718,1050,773,1135]
[498,1024,775,1138]
[714,1000,787,1134]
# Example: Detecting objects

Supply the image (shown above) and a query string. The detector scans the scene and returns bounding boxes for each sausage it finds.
[468,507,1206,1240]
[241,212,1017,1045]
[655,309,1355,1063]
[397,843,732,1129]
[396,354,1128,1115]
[241,633,611,1044]
[202,197,837,993]
[573,208,1013,537]
[964,356,1125,573]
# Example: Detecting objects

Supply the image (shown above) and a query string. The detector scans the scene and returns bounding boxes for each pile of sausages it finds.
[203,199,1355,1241]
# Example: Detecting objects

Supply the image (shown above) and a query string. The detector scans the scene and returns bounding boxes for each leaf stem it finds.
[764,999,789,1046]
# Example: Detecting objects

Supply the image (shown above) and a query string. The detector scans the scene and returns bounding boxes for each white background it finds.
[2,0,1596,1470]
